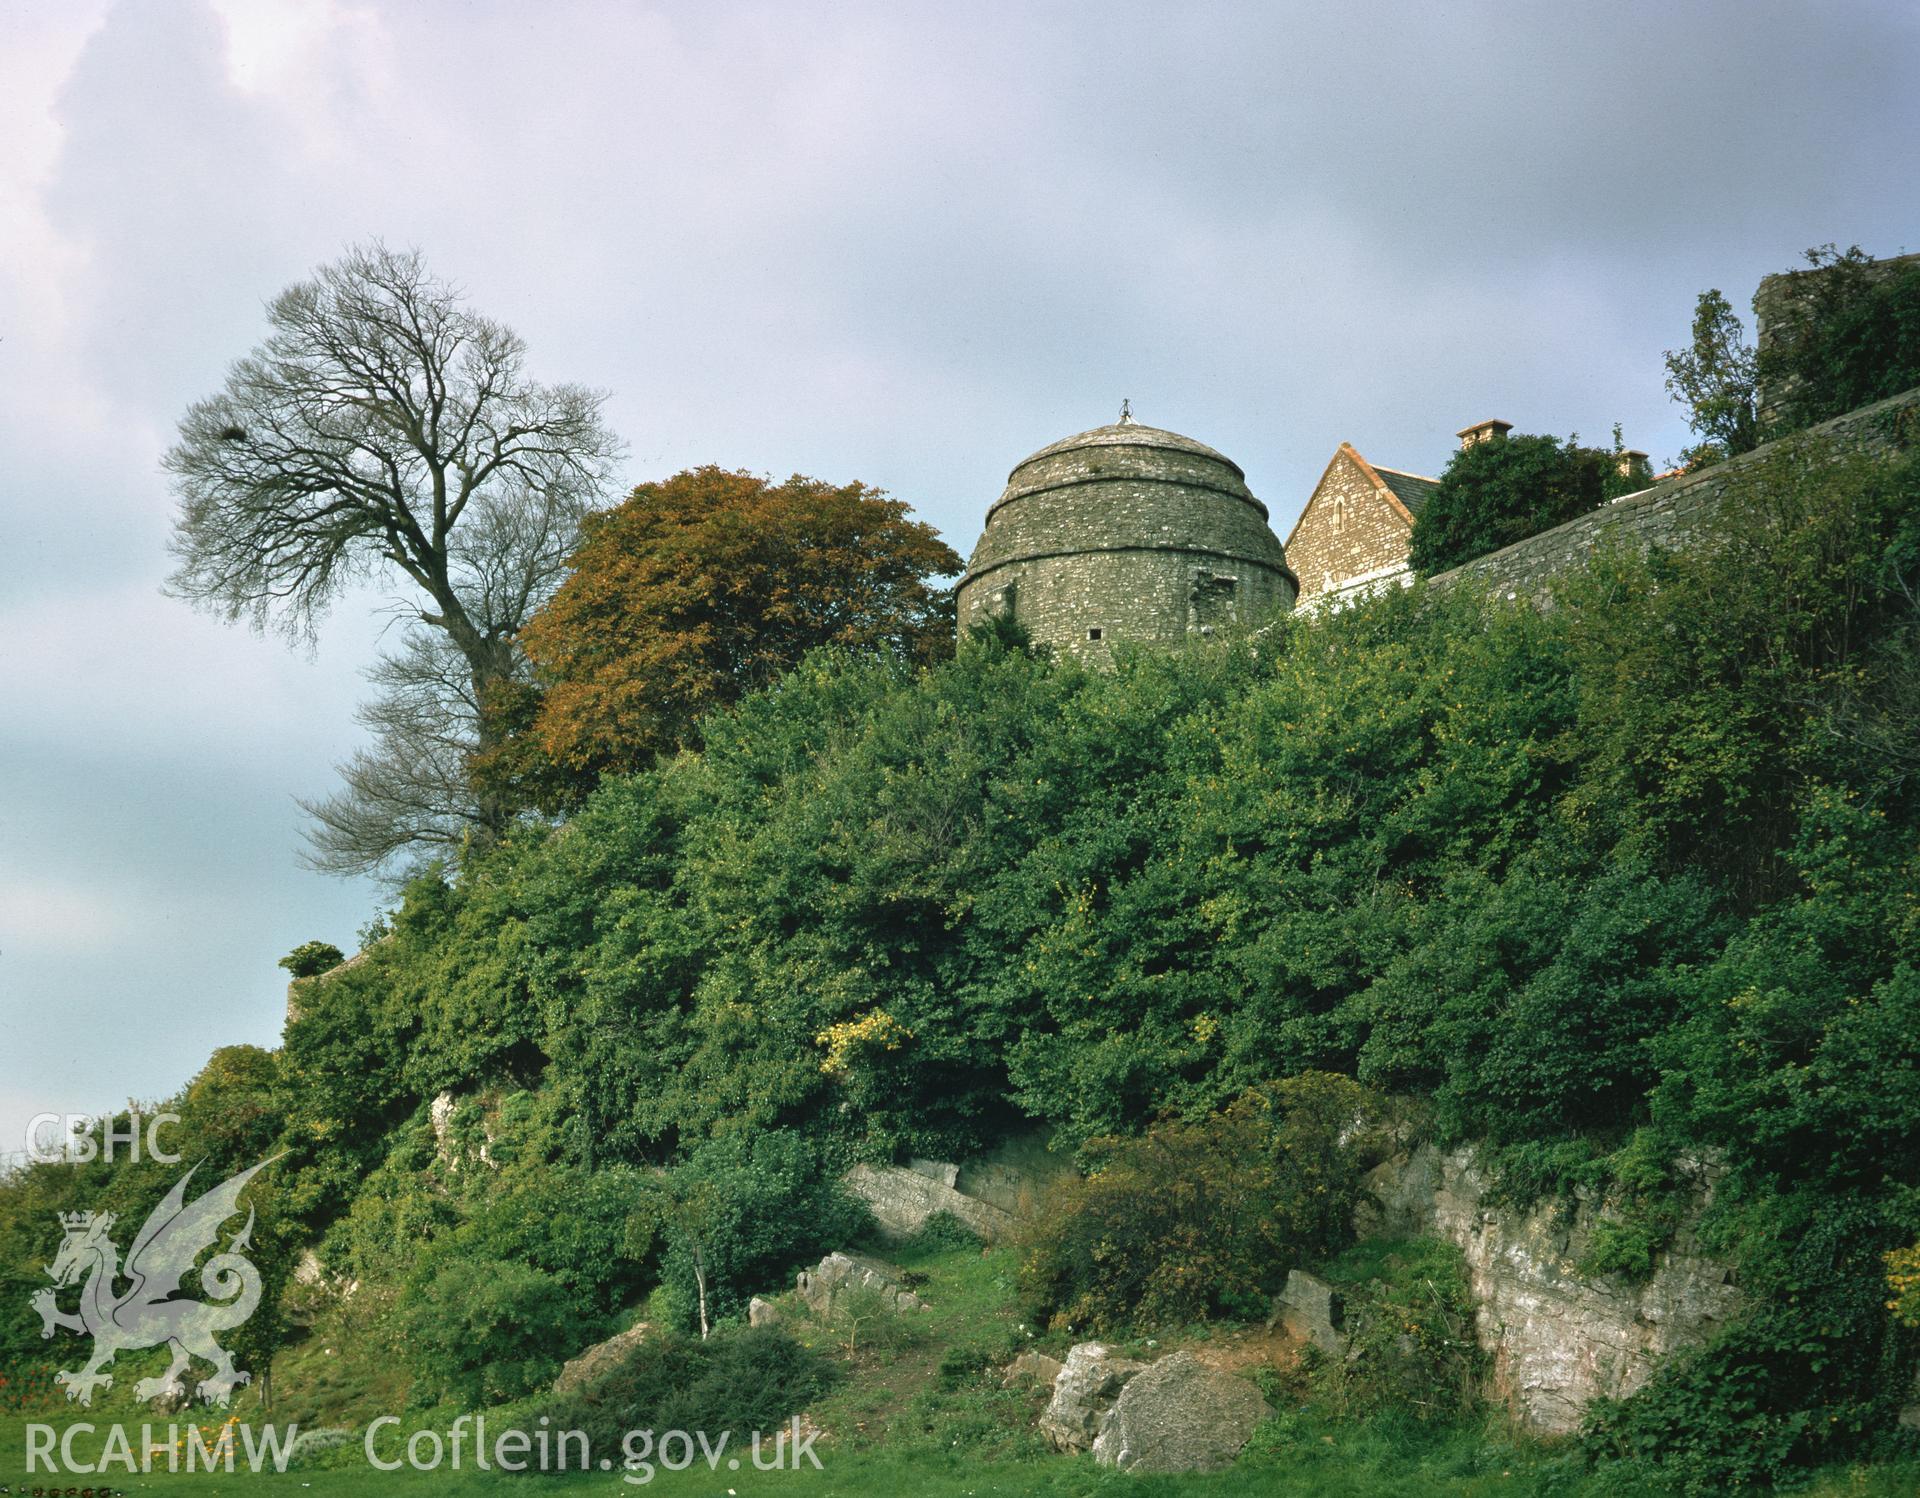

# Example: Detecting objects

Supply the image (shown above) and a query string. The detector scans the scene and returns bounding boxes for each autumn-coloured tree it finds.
[510,466,960,790]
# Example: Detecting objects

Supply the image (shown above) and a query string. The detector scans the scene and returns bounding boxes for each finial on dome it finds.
[1118,398,1134,424]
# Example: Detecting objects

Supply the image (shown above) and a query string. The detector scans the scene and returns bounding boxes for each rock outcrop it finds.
[428,1091,496,1172]
[1037,1342,1147,1452]
[553,1321,651,1394]
[1000,1350,1065,1391]
[795,1251,926,1318]
[1361,1142,1739,1433]
[1090,1352,1272,1473]
[1271,1269,1345,1355]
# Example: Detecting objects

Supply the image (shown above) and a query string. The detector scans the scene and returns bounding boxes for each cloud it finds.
[0,877,141,956]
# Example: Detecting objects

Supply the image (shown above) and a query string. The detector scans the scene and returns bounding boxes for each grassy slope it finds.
[6,1238,1920,1495]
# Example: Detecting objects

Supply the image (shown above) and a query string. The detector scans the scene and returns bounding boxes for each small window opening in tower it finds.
[1087,627,1103,641]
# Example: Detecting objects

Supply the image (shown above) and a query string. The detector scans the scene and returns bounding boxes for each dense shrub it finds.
[645,1130,873,1334]
[275,882,437,1228]
[279,939,345,978]
[1018,1074,1380,1332]
[1311,1238,1484,1425]
[402,1257,585,1407]
[900,1210,984,1255]
[1583,1193,1913,1495]
[537,1325,837,1453]
[439,1164,654,1320]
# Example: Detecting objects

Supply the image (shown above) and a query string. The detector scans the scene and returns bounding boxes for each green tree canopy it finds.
[1409,431,1644,575]
[1662,286,1760,465]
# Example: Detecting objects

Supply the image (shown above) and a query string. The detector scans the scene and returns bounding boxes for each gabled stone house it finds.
[1282,440,1449,610]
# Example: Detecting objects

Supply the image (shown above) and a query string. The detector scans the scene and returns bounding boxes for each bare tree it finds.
[298,628,491,876]
[165,242,621,870]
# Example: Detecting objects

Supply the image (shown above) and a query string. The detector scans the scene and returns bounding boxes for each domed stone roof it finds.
[957,415,1297,658]
[1011,420,1248,480]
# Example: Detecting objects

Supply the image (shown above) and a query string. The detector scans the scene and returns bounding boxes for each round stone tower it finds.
[956,412,1297,658]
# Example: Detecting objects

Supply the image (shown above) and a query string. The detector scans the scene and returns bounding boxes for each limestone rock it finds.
[749,1296,781,1328]
[1897,1367,1920,1431]
[1272,1269,1345,1354]
[1091,1352,1271,1473]
[795,1251,926,1318]
[1360,1141,1739,1433]
[427,1090,496,1172]
[291,1248,327,1287]
[1037,1341,1147,1452]
[429,1091,457,1168]
[999,1350,1065,1390]
[553,1321,651,1394]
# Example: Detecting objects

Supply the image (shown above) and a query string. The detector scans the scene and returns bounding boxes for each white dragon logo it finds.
[30,1156,277,1407]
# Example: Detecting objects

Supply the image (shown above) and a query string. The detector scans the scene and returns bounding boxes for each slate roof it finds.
[1371,465,1440,516]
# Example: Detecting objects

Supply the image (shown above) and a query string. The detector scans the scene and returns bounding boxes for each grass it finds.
[8,1235,1920,1495]
[8,1409,1920,1497]
[790,1223,1051,1459]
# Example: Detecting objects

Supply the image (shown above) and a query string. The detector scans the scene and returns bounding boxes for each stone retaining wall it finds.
[842,1161,1018,1242]
[1430,386,1920,606]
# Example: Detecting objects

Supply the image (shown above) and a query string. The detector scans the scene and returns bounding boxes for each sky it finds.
[2,0,1917,1163]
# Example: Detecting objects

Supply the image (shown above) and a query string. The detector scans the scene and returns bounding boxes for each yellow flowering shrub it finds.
[815,1008,911,1078]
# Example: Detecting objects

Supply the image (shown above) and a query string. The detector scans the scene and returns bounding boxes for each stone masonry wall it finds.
[840,1134,1075,1241]
[1287,448,1415,607]
[960,546,1295,662]
[958,423,1296,660]
[969,476,1285,576]
[1753,252,1920,425]
[842,1161,1017,1242]
[1431,386,1920,605]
